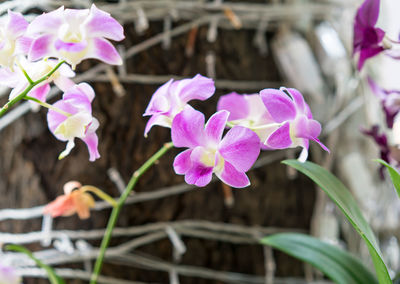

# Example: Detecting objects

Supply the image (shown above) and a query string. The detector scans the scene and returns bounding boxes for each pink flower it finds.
[0,57,75,102]
[44,181,95,219]
[217,92,275,149]
[353,0,386,70]
[143,74,215,136]
[27,4,124,68]
[47,83,100,161]
[260,87,329,161]
[0,10,30,68]
[171,106,260,188]
[368,77,400,128]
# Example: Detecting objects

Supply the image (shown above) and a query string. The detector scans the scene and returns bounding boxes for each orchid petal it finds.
[30,83,50,102]
[184,147,214,187]
[27,6,64,34]
[358,46,384,70]
[6,10,28,37]
[216,161,250,188]
[86,37,122,65]
[171,74,215,103]
[171,106,205,148]
[29,34,54,61]
[265,121,292,149]
[219,126,260,172]
[144,79,173,116]
[173,149,193,174]
[205,110,229,146]
[260,88,296,122]
[82,131,100,161]
[59,139,76,160]
[357,0,380,27]
[84,4,125,41]
[294,116,322,140]
[217,92,249,121]
[144,114,172,137]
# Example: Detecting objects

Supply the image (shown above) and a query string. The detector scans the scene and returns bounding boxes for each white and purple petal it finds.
[260,88,296,123]
[205,110,229,146]
[173,149,193,174]
[84,4,125,41]
[85,37,122,65]
[217,92,249,121]
[218,126,260,172]
[171,74,215,103]
[265,121,292,149]
[215,161,250,188]
[171,106,205,148]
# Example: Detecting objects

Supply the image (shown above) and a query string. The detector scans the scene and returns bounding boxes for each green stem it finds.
[90,142,174,283]
[25,96,72,117]
[0,60,66,117]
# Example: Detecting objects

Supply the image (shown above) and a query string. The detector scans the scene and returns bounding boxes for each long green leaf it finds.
[5,244,65,284]
[283,160,391,284]
[375,159,400,198]
[261,233,378,284]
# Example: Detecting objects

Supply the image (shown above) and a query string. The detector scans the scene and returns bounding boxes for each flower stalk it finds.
[90,142,174,283]
[0,60,66,117]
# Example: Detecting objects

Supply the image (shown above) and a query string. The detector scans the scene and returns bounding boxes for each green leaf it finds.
[261,233,378,284]
[375,159,400,198]
[5,244,65,284]
[282,160,391,284]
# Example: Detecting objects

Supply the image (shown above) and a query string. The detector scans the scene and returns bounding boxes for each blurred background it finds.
[1,0,399,283]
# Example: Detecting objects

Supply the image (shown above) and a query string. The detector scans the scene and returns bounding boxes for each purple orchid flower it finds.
[47,83,100,161]
[27,4,124,68]
[368,77,400,128]
[260,87,329,161]
[171,106,260,188]
[0,57,75,103]
[0,10,31,68]
[0,262,21,284]
[143,74,215,136]
[217,92,275,149]
[353,0,386,70]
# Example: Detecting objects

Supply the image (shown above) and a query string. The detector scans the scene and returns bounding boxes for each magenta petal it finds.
[284,87,308,114]
[171,106,205,148]
[357,0,380,27]
[85,4,125,41]
[172,74,215,103]
[358,46,384,70]
[87,37,122,65]
[219,126,260,172]
[29,34,54,61]
[260,88,296,122]
[266,121,292,149]
[217,161,250,188]
[294,116,321,139]
[173,149,193,174]
[313,138,330,153]
[81,132,100,161]
[205,110,229,145]
[185,147,215,187]
[7,10,28,37]
[217,92,249,121]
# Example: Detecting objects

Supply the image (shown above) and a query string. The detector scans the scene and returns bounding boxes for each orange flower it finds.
[44,181,107,219]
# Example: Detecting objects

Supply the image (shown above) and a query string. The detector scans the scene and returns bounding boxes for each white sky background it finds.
[377,1,400,88]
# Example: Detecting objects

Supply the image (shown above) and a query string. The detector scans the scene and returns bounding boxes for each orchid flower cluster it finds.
[0,5,124,161]
[144,74,329,188]
[354,0,400,173]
